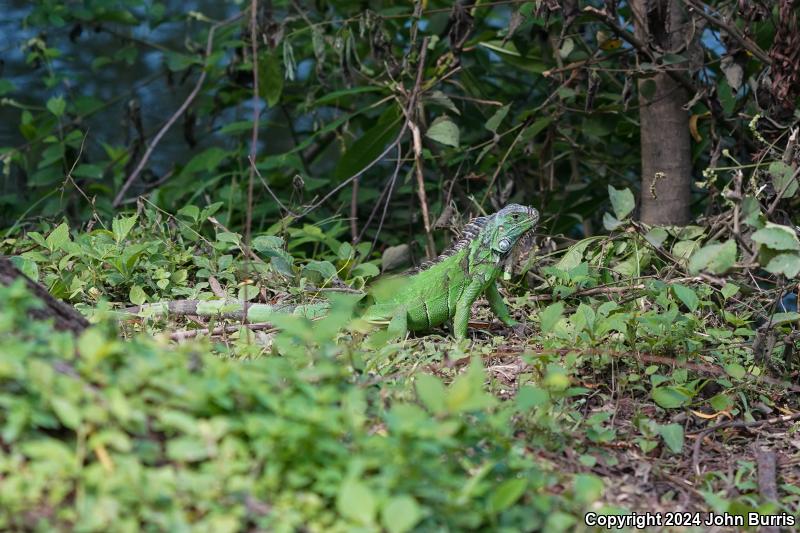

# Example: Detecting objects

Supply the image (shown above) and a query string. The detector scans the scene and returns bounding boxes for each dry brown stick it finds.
[245,0,260,266]
[753,444,779,532]
[112,14,242,207]
[691,412,800,476]
[243,0,261,334]
[170,321,277,341]
[515,284,647,302]
[350,177,359,242]
[406,36,437,260]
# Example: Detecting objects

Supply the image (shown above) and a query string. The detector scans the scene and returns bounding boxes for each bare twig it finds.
[295,126,407,217]
[350,176,359,242]
[171,321,277,341]
[207,216,266,264]
[683,0,772,65]
[405,36,436,259]
[249,156,299,216]
[514,284,647,302]
[245,0,260,262]
[691,412,800,476]
[243,0,261,332]
[582,5,697,96]
[112,14,243,207]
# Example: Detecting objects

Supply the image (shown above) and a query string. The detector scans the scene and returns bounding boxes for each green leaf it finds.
[446,357,494,413]
[672,284,699,311]
[425,116,460,148]
[167,437,210,462]
[487,478,527,513]
[539,302,565,334]
[520,116,552,142]
[688,240,737,275]
[415,373,446,415]
[769,312,800,326]
[46,95,66,117]
[177,205,200,221]
[752,223,800,251]
[724,363,746,380]
[662,53,687,64]
[350,262,380,278]
[72,163,104,179]
[259,49,283,107]
[129,285,147,306]
[658,423,684,453]
[381,495,422,533]
[334,106,402,180]
[572,474,603,504]
[602,212,623,231]
[112,214,138,244]
[337,479,376,525]
[183,147,229,175]
[710,393,732,411]
[303,260,338,282]
[51,398,81,430]
[652,386,692,409]
[515,385,549,410]
[45,222,71,252]
[216,231,240,245]
[644,227,668,248]
[765,253,800,278]
[337,241,354,260]
[769,161,797,198]
[426,90,460,115]
[485,104,510,133]
[607,186,635,220]
[720,283,740,299]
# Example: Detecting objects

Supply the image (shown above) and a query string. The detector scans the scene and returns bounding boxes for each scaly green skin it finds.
[128,204,539,339]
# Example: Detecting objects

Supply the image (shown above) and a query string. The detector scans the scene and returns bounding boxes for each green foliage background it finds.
[2,0,800,529]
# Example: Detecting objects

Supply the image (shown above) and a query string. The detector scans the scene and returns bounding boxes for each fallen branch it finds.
[514,284,647,302]
[170,321,277,341]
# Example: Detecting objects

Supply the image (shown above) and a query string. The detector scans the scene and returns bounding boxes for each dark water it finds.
[0,0,240,177]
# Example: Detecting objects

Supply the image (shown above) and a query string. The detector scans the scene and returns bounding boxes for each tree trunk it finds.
[632,0,693,225]
[0,256,89,335]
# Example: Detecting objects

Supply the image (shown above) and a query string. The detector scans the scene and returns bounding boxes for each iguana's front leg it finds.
[485,282,517,327]
[387,306,408,337]
[453,278,486,339]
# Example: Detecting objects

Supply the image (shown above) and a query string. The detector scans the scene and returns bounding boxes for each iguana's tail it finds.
[123,300,330,323]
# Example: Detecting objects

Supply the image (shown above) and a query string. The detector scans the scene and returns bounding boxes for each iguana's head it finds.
[486,204,539,256]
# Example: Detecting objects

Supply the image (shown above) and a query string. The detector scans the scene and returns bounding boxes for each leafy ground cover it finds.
[2,188,799,531]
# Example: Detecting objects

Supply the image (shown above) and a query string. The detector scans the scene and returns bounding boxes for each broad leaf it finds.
[607,186,635,220]
[658,423,684,453]
[485,104,510,133]
[671,284,699,312]
[334,106,402,180]
[752,223,800,251]
[426,115,460,148]
[688,240,737,275]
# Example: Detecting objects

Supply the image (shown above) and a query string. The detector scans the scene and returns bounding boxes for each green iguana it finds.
[127,204,539,339]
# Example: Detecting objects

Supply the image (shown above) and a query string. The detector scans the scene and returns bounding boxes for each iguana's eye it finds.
[498,238,512,253]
